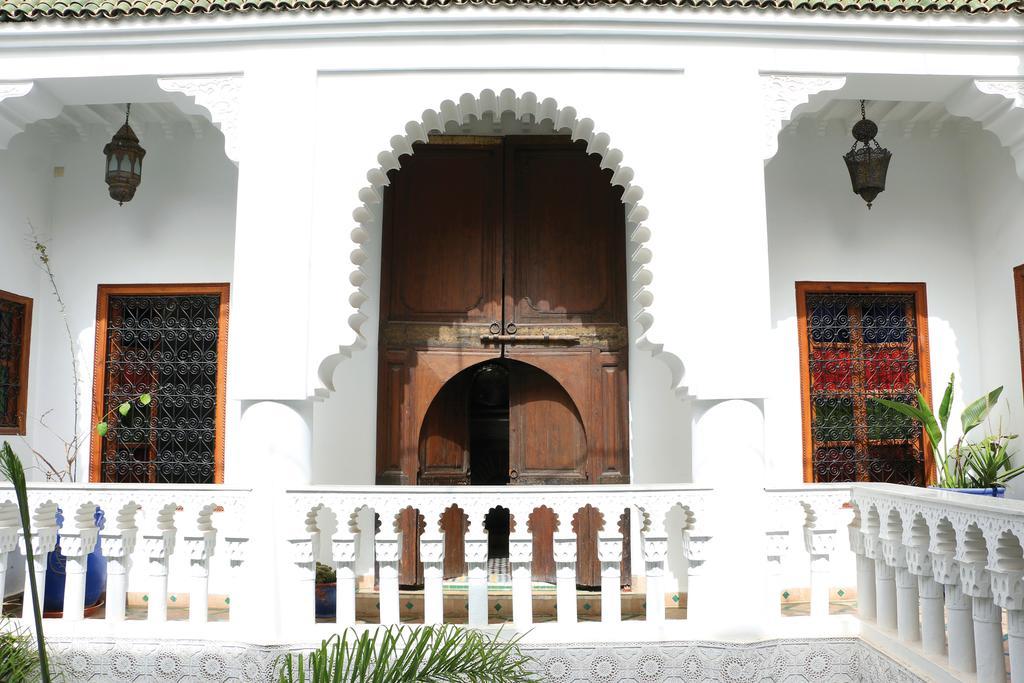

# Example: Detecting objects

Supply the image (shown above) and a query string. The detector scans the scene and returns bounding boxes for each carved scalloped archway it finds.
[316,88,679,393]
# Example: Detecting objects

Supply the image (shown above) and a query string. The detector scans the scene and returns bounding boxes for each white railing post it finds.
[805,527,837,620]
[59,525,99,622]
[509,533,533,630]
[598,531,623,624]
[930,535,976,673]
[287,537,317,627]
[144,530,176,623]
[376,531,402,626]
[0,529,18,607]
[332,535,358,627]
[882,537,920,643]
[20,524,56,622]
[682,531,711,623]
[224,536,249,626]
[765,530,789,622]
[905,542,944,656]
[848,523,876,622]
[553,534,577,625]
[991,568,1024,683]
[865,530,896,631]
[466,536,489,627]
[642,534,668,624]
[186,530,217,624]
[960,559,1006,683]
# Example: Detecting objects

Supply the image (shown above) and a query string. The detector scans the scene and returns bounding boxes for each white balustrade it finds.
[851,483,1024,683]
[287,484,712,631]
[0,483,250,635]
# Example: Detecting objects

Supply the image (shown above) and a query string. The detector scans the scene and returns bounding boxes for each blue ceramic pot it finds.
[315,582,337,619]
[43,507,108,615]
[931,486,1005,498]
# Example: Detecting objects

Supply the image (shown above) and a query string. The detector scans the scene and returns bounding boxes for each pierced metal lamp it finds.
[843,100,891,209]
[103,103,146,206]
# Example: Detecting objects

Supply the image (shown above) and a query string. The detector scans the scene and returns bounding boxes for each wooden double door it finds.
[376,135,630,588]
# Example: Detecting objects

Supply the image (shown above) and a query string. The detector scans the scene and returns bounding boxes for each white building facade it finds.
[2,3,1024,681]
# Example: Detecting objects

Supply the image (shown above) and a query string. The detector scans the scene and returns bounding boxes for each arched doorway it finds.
[376,134,629,588]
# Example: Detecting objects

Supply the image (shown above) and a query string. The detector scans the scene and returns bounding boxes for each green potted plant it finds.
[871,374,1024,496]
[314,562,336,620]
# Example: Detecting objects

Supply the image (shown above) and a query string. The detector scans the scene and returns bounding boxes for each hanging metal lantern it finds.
[103,103,146,206]
[843,100,891,209]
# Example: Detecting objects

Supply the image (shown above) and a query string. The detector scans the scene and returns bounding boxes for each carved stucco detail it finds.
[158,75,242,164]
[0,81,32,103]
[945,78,1024,181]
[761,74,847,162]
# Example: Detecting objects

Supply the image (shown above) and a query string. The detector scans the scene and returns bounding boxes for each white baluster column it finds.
[682,531,711,623]
[20,526,56,622]
[960,560,1006,683]
[848,524,875,621]
[466,536,489,627]
[553,534,578,625]
[805,527,837,620]
[905,544,944,656]
[643,534,668,624]
[598,531,623,624]
[0,530,19,608]
[991,568,1024,683]
[932,544,975,672]
[224,536,249,626]
[765,530,789,622]
[866,531,896,631]
[376,532,402,625]
[882,537,920,643]
[59,526,99,622]
[144,531,176,623]
[332,535,358,626]
[186,531,217,624]
[509,534,533,631]
[286,537,316,628]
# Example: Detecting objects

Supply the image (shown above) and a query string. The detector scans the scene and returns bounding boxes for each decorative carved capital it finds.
[552,536,577,564]
[881,539,907,569]
[904,546,932,577]
[682,532,711,569]
[990,568,1024,611]
[847,526,865,556]
[760,73,847,160]
[874,558,895,581]
[958,561,992,599]
[143,531,176,561]
[931,553,960,586]
[60,529,99,559]
[805,528,837,559]
[286,538,316,566]
[465,539,489,564]
[918,575,944,600]
[863,533,881,561]
[598,534,624,563]
[20,527,57,557]
[185,532,217,563]
[509,538,533,564]
[158,74,242,164]
[375,536,402,564]
[766,530,790,559]
[333,537,358,564]
[642,537,669,563]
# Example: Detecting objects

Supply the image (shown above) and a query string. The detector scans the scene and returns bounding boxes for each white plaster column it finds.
[865,528,896,632]
[991,568,1024,682]
[237,399,314,639]
[643,534,669,624]
[286,537,316,628]
[765,530,789,622]
[882,537,920,644]
[598,531,623,624]
[553,534,578,625]
[905,544,944,656]
[376,531,402,625]
[682,531,712,624]
[509,534,533,630]
[805,527,837,620]
[960,560,1005,683]
[186,531,217,624]
[419,533,445,626]
[466,536,489,627]
[848,525,875,622]
[144,530,176,623]
[59,526,99,622]
[224,536,249,626]
[332,535,358,626]
[932,541,975,672]
[20,525,56,622]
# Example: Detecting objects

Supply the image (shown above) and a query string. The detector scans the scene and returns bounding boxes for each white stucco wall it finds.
[766,117,1024,492]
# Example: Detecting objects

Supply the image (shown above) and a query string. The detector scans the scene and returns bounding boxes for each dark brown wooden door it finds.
[378,136,629,588]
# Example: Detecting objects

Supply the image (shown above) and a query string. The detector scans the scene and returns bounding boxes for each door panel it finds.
[382,142,502,324]
[506,138,627,328]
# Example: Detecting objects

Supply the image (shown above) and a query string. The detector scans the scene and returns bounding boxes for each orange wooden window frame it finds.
[89,283,230,484]
[796,282,933,485]
[0,289,32,436]
[1014,265,1024,395]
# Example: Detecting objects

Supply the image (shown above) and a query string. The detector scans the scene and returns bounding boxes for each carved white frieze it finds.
[158,74,242,164]
[761,73,847,161]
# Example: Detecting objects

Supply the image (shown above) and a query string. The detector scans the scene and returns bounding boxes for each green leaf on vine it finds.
[118,402,131,416]
[96,422,109,437]
[139,393,152,406]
